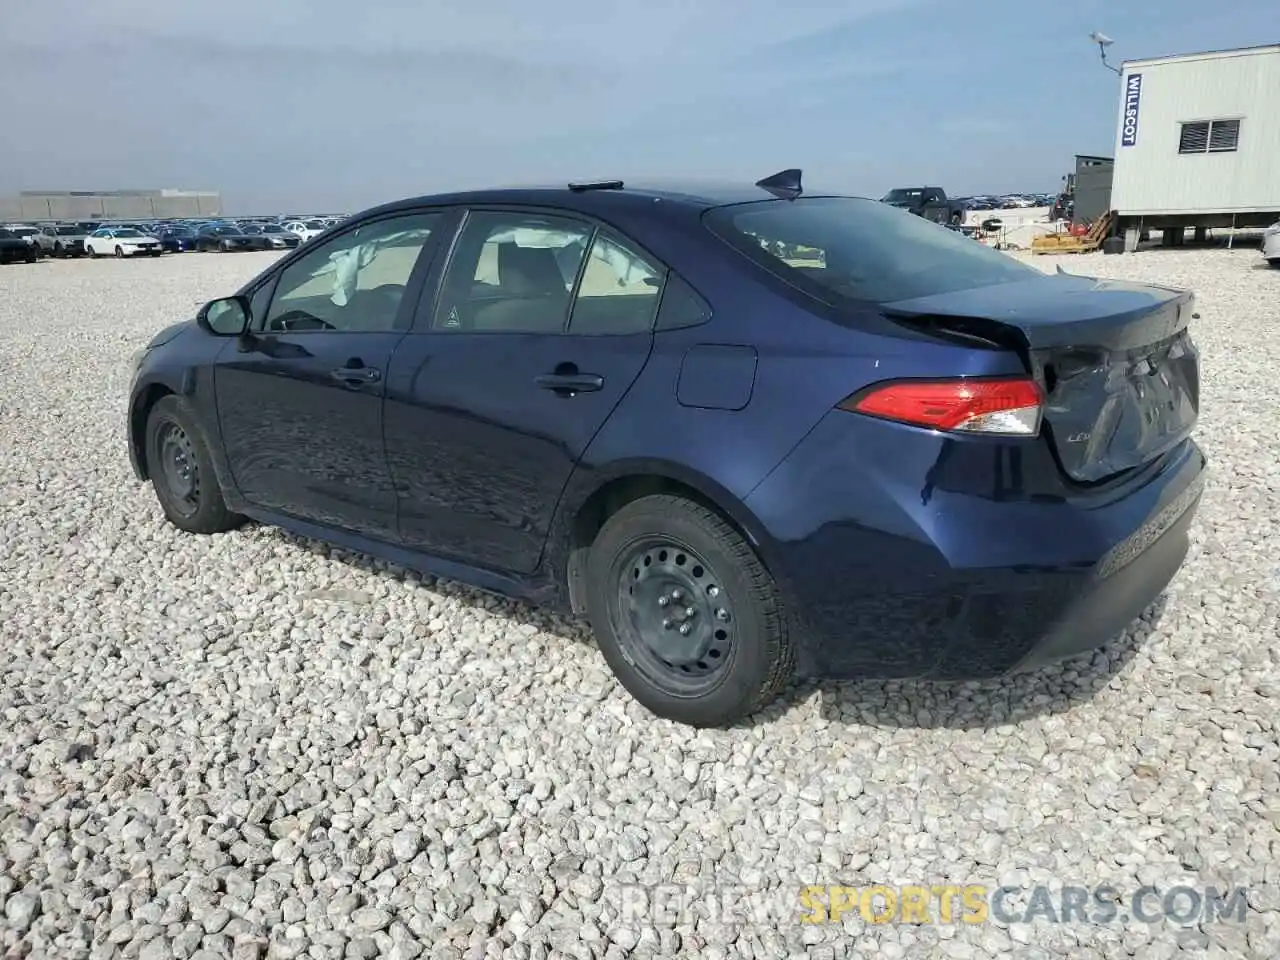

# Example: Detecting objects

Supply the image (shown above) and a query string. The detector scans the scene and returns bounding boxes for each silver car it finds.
[38,223,90,257]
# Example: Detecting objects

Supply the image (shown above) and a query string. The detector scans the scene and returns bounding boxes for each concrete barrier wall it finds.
[1,193,221,221]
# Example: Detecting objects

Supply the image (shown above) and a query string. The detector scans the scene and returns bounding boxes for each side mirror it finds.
[198,295,251,336]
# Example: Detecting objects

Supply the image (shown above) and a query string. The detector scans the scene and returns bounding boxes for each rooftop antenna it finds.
[755,168,803,200]
[1089,31,1121,74]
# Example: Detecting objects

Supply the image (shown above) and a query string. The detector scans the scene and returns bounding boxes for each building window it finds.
[1178,119,1241,154]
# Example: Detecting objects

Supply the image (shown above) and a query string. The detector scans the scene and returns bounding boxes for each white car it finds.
[283,219,329,243]
[1263,221,1280,267]
[85,227,162,258]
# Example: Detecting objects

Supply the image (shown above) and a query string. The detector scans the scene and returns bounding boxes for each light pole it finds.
[1089,32,1121,75]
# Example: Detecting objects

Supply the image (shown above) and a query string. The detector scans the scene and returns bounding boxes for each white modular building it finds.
[1110,43,1280,234]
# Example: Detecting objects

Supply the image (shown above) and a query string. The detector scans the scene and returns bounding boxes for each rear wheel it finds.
[145,396,242,534]
[585,494,793,727]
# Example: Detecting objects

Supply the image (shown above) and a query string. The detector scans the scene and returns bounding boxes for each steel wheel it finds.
[157,421,201,517]
[609,537,736,696]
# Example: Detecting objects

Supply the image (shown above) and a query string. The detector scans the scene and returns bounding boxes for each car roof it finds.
[361,178,858,220]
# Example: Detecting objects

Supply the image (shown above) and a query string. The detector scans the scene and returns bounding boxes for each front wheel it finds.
[145,396,243,534]
[114,245,124,258]
[951,211,964,225]
[585,494,793,727]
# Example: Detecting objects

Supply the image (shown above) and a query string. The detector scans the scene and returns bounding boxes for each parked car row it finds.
[955,193,1058,211]
[0,214,348,262]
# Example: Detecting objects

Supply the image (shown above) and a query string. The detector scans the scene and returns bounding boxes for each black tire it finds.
[145,395,242,534]
[585,494,793,727]
[87,244,98,258]
[951,211,964,225]
[114,245,124,259]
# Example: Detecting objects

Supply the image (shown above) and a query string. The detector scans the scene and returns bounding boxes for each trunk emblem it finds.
[1066,432,1091,443]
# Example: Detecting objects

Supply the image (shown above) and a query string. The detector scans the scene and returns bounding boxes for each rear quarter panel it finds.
[548,206,1031,574]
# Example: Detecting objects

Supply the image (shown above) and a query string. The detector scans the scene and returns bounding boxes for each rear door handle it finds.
[535,372,604,394]
[330,366,381,385]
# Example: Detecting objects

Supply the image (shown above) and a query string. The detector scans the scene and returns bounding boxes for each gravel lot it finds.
[1,248,1277,959]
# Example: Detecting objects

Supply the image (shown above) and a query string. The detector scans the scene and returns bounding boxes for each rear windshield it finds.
[706,196,1039,304]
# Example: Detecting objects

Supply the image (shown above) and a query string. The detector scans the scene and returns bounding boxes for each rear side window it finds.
[706,196,1039,305]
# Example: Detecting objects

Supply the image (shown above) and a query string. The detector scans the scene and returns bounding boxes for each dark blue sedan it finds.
[156,225,198,253]
[125,170,1205,726]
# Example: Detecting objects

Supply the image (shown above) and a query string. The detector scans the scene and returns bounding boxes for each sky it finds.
[1,0,1277,213]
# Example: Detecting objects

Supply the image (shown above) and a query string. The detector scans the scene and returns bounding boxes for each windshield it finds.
[260,224,286,233]
[165,227,195,236]
[305,220,326,229]
[212,227,239,236]
[10,227,37,237]
[114,229,143,238]
[881,189,923,203]
[0,229,15,239]
[706,196,1039,304]
[56,226,82,235]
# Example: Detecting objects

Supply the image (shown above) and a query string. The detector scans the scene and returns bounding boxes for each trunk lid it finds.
[881,273,1200,484]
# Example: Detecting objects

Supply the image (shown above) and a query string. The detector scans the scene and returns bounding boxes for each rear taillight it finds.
[839,377,1043,436]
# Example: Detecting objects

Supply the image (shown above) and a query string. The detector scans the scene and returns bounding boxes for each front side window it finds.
[261,212,440,333]
[706,196,1040,305]
[432,211,592,333]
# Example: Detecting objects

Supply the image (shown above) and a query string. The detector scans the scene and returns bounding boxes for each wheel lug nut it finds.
[662,618,674,630]
[685,607,696,618]
[707,586,719,598]
[678,623,692,636]
[716,608,730,622]
[670,589,683,601]
[658,596,669,607]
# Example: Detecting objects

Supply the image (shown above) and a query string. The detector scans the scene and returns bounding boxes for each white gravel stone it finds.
[0,249,1277,959]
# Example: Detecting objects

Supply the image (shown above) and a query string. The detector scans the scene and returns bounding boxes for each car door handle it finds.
[535,372,604,394]
[330,366,381,385]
